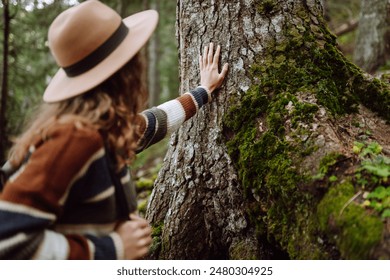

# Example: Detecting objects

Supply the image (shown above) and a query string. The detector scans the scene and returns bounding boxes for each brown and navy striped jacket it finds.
[0,87,209,259]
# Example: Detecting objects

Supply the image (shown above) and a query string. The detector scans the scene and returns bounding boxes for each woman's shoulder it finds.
[24,121,106,178]
[40,121,104,157]
[47,122,102,143]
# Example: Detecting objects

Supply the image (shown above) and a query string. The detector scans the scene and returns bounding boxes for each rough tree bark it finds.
[353,0,390,73]
[146,0,390,260]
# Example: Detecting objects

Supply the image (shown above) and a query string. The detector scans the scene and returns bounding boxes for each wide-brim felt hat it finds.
[43,0,158,103]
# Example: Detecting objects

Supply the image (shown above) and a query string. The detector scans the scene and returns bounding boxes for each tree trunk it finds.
[353,0,390,73]
[0,0,11,163]
[146,0,390,260]
[147,0,161,107]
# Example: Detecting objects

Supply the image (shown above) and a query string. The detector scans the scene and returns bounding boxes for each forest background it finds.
[1,0,389,259]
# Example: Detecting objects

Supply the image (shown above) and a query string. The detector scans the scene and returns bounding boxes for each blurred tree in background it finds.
[353,0,390,73]
[0,0,11,163]
[326,0,361,57]
[326,0,390,73]
[104,0,179,106]
[1,0,68,162]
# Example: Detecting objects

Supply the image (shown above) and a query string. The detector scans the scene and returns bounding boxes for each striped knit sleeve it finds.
[0,124,120,260]
[136,86,209,153]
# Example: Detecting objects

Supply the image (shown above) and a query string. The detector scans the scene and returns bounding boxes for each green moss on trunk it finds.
[223,6,388,259]
[149,222,164,257]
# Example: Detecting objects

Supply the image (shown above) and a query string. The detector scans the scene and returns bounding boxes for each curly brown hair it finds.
[9,53,148,169]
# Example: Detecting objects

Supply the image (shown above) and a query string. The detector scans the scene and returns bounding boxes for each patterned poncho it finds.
[0,87,209,259]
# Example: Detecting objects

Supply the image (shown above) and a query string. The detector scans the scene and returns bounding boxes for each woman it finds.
[0,0,228,259]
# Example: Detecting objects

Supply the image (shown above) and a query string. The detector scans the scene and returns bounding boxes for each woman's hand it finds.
[116,214,152,259]
[199,42,229,94]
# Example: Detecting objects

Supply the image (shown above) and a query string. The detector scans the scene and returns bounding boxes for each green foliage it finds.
[353,141,390,219]
[329,175,338,182]
[354,141,390,187]
[367,186,390,200]
[312,152,343,180]
[361,158,390,180]
[1,1,71,139]
[136,177,155,191]
[155,0,179,102]
[364,186,390,219]
[354,141,383,157]
[382,209,390,218]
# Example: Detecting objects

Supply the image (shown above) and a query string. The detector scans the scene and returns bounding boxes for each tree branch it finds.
[334,19,359,37]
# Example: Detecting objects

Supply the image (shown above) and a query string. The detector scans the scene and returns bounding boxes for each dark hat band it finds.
[63,22,129,77]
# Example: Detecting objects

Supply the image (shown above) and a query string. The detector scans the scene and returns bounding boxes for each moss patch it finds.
[136,177,155,191]
[229,240,258,260]
[317,181,383,259]
[312,152,343,180]
[224,89,326,258]
[149,222,164,257]
[223,5,388,259]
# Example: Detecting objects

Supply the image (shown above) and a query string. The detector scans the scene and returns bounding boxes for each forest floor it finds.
[132,139,169,217]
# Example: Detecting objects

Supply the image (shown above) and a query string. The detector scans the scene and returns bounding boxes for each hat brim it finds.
[43,10,158,103]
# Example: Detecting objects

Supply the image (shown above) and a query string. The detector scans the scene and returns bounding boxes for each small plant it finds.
[312,152,342,181]
[354,141,389,185]
[329,175,338,182]
[353,141,383,157]
[363,186,390,219]
[354,141,390,219]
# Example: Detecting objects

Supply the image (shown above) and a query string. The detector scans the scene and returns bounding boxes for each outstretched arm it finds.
[136,43,229,153]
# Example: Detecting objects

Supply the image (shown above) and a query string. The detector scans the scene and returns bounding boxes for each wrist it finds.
[198,85,212,102]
